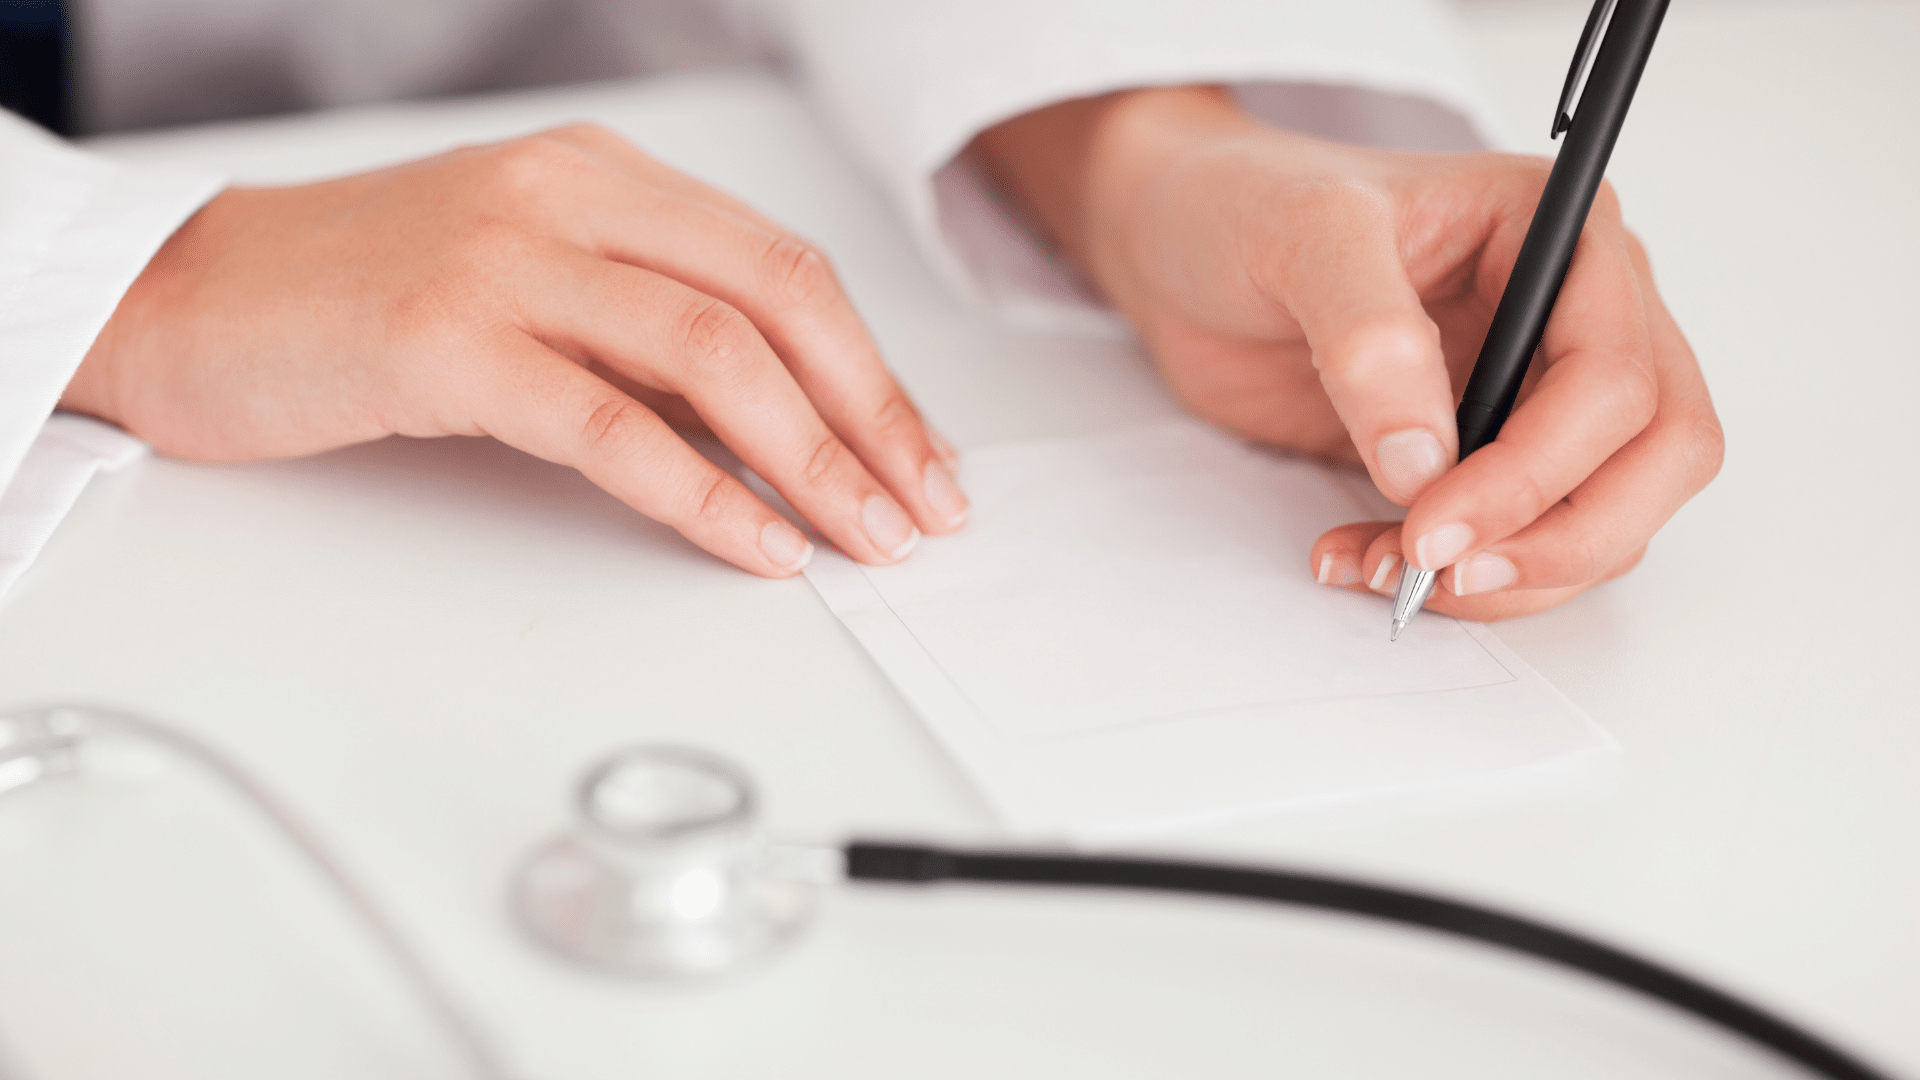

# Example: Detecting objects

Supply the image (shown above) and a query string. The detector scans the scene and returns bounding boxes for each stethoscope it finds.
[0,705,1894,1080]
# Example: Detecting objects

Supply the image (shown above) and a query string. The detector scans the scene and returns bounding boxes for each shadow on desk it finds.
[251,433,720,570]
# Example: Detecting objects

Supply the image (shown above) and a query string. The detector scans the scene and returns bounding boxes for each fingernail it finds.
[1451,552,1517,596]
[928,429,960,467]
[1413,522,1474,571]
[862,494,919,562]
[923,459,969,527]
[1317,553,1362,586]
[759,520,813,573]
[1368,553,1400,592]
[1374,429,1449,501]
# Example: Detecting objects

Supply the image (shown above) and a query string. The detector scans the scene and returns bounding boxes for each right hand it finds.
[62,123,969,576]
[974,88,1720,620]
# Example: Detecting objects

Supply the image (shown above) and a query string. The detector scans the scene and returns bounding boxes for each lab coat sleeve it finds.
[0,110,224,601]
[751,0,1510,333]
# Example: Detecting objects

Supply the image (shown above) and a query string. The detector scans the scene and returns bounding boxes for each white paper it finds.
[802,420,1614,839]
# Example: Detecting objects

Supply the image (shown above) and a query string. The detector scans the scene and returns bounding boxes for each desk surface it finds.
[2,1,1915,1078]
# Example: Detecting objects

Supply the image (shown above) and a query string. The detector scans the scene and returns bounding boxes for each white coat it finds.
[0,0,1501,599]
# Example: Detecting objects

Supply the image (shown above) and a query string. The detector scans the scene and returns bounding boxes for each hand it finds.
[974,87,1721,619]
[63,124,969,576]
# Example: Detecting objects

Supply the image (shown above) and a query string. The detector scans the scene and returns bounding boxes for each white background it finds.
[0,1,1913,1077]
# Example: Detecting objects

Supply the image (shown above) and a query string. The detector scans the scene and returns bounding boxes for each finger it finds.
[1308,521,1397,591]
[1431,542,1640,622]
[1426,252,1720,598]
[1425,575,1615,622]
[1273,187,1458,505]
[596,179,967,535]
[1311,521,1624,623]
[1448,401,1715,597]
[1400,219,1657,573]
[526,253,925,565]
[1313,524,1443,603]
[585,372,708,433]
[1328,307,1713,622]
[515,148,968,536]
[1327,414,1682,616]
[467,334,816,578]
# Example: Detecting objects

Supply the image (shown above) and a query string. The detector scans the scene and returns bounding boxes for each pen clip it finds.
[1554,0,1620,138]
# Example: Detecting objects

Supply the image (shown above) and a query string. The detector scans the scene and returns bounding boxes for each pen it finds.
[1392,0,1670,641]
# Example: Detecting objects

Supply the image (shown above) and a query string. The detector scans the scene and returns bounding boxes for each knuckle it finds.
[1487,153,1556,203]
[761,235,839,311]
[868,388,918,438]
[545,120,616,146]
[1684,404,1727,487]
[800,434,843,485]
[686,469,731,527]
[1559,524,1607,585]
[484,137,583,198]
[1292,176,1394,223]
[1494,152,1556,182]
[1318,319,1437,377]
[1518,468,1562,519]
[1615,358,1661,427]
[579,396,652,463]
[676,298,757,382]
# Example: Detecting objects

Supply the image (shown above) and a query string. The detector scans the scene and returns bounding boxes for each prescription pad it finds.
[802,420,1614,838]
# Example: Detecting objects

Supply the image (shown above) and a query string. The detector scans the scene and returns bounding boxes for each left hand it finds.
[973,86,1722,620]
[62,124,967,578]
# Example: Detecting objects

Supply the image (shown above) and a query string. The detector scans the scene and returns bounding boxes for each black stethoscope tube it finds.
[847,842,1894,1080]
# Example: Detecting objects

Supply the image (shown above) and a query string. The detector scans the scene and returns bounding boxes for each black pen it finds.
[1392,0,1671,641]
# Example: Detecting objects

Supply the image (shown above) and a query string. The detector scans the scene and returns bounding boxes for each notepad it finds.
[802,420,1613,839]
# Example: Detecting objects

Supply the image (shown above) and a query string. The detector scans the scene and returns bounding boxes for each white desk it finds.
[1,1,1914,1077]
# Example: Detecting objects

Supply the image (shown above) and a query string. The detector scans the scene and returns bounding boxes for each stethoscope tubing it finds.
[847,842,1896,1080]
[6,706,1894,1080]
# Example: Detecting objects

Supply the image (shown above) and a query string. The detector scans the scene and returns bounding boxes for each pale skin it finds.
[972,86,1722,620]
[64,124,968,577]
[65,86,1722,617]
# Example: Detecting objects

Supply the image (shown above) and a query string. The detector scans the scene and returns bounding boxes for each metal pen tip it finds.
[1389,565,1437,643]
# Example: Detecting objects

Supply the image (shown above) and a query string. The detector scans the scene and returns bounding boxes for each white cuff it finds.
[775,0,1504,332]
[0,416,148,604]
[0,111,222,600]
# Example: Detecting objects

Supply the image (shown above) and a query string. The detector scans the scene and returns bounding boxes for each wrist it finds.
[971,85,1257,309]
[60,188,232,429]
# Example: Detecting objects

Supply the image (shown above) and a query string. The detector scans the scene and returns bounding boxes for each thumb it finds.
[1276,211,1457,505]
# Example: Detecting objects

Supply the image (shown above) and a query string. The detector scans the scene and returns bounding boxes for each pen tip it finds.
[1390,620,1404,643]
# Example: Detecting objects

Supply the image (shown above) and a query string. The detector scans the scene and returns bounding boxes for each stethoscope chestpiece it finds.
[512,745,817,979]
